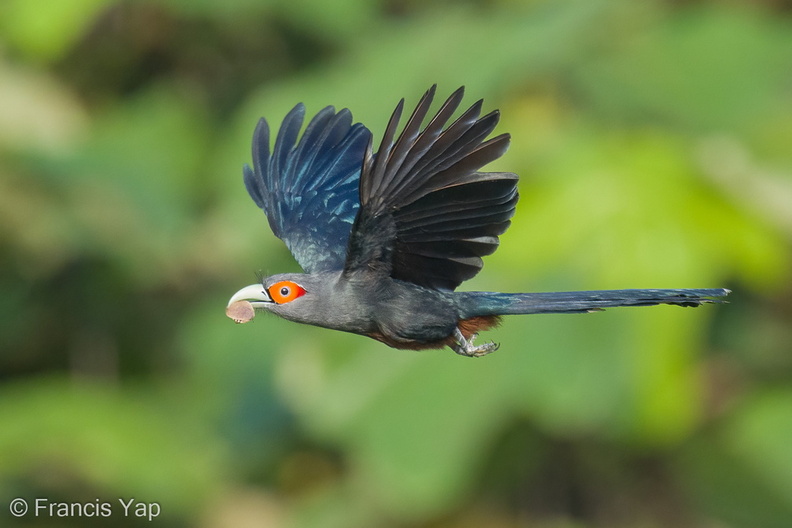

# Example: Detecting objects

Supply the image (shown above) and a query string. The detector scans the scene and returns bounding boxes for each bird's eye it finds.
[267,281,306,304]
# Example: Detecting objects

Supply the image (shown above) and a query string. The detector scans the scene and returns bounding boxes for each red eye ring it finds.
[267,281,306,304]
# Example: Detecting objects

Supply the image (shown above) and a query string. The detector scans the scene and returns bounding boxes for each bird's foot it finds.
[452,328,500,357]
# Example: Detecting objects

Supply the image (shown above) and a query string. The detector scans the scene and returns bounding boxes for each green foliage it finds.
[1,1,791,527]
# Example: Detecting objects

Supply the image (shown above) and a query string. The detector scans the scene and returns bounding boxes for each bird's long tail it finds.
[457,288,730,317]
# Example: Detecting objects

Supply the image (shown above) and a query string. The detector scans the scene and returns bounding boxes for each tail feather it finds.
[458,288,730,317]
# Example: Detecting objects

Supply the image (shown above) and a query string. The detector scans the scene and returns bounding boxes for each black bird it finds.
[227,86,729,356]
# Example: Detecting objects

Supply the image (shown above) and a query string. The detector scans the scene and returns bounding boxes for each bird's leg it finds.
[452,327,500,357]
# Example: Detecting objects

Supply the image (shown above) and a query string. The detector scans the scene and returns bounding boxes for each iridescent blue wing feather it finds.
[244,104,371,273]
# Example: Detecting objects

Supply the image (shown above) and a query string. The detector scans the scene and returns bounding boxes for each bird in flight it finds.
[227,85,729,356]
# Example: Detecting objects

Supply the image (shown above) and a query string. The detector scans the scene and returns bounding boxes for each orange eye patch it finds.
[267,281,306,304]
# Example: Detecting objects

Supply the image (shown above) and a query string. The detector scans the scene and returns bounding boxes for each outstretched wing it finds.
[344,86,518,290]
[244,104,371,273]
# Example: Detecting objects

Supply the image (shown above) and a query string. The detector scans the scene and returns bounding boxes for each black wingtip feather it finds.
[365,97,405,206]
[348,86,517,290]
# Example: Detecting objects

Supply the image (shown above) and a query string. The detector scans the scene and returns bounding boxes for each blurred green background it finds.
[1,0,791,527]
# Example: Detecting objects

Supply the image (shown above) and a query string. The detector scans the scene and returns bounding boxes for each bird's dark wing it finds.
[344,85,518,290]
[244,104,371,273]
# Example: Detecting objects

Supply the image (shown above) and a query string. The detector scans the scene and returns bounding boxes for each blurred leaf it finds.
[677,389,792,528]
[66,86,211,222]
[0,0,111,61]
[0,59,88,153]
[0,378,222,517]
[725,390,792,503]
[497,128,789,291]
[231,0,620,137]
[179,296,303,478]
[572,5,792,132]
[29,85,216,285]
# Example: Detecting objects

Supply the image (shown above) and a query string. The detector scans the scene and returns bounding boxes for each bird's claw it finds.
[452,328,500,357]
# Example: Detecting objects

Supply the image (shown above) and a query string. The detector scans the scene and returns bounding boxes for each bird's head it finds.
[226,273,325,324]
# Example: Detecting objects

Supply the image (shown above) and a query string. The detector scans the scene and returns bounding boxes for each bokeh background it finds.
[1,0,791,527]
